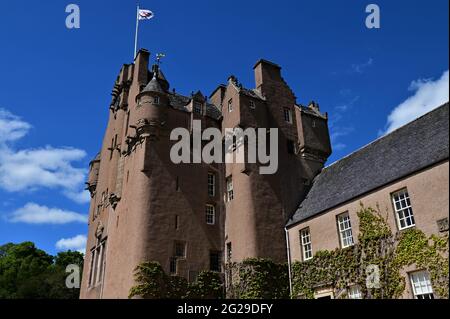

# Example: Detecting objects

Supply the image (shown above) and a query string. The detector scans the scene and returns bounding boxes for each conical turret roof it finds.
[142,74,165,94]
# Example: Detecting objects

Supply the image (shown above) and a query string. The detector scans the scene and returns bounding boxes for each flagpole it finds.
[134,4,140,60]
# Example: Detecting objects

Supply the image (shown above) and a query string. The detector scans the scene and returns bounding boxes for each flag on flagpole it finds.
[138,9,154,20]
[134,7,154,59]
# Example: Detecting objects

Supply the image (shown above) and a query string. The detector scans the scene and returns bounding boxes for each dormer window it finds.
[284,108,293,124]
[194,102,202,115]
[154,96,160,105]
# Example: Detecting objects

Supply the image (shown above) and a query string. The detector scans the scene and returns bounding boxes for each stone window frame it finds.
[174,241,186,259]
[337,212,354,248]
[227,99,233,113]
[391,188,416,230]
[193,101,202,115]
[226,176,234,202]
[300,227,313,261]
[88,237,107,288]
[207,173,216,197]
[409,270,434,299]
[284,107,293,124]
[206,204,216,225]
[153,96,160,105]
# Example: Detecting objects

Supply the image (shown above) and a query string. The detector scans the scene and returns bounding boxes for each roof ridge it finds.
[326,102,449,169]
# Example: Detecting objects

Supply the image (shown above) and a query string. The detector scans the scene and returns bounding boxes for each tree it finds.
[0,242,84,299]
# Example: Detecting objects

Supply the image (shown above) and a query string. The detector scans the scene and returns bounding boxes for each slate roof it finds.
[296,104,328,119]
[287,103,449,227]
[240,87,265,101]
[167,92,222,120]
[142,75,165,94]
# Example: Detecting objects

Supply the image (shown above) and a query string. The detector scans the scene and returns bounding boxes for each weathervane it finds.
[156,53,166,66]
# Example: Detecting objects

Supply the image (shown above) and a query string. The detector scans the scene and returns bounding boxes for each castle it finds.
[80,49,332,298]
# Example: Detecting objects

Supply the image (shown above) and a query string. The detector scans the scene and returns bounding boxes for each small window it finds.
[392,189,415,230]
[284,108,292,124]
[249,101,255,109]
[206,205,216,225]
[88,239,107,287]
[228,99,233,113]
[176,176,180,192]
[300,228,313,261]
[154,96,160,105]
[210,251,221,272]
[410,271,434,299]
[226,243,232,262]
[175,215,179,230]
[125,111,130,135]
[170,257,177,275]
[348,285,362,299]
[208,173,216,197]
[174,242,186,258]
[226,177,234,202]
[194,102,202,114]
[338,213,354,248]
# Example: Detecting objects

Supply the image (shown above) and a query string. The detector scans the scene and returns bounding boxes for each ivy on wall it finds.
[129,262,224,299]
[291,204,449,299]
[129,205,448,299]
[225,258,289,299]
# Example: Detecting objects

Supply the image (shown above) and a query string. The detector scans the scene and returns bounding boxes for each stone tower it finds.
[80,50,331,298]
[210,60,332,264]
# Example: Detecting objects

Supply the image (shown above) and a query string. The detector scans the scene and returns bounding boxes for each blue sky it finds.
[0,0,448,256]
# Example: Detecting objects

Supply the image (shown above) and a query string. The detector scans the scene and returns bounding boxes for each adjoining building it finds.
[286,103,449,299]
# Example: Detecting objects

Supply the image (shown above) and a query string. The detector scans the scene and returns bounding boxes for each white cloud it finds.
[56,234,87,253]
[64,190,91,205]
[383,70,449,134]
[351,58,374,74]
[8,202,87,224]
[331,126,354,142]
[0,109,90,204]
[335,95,360,112]
[0,109,32,143]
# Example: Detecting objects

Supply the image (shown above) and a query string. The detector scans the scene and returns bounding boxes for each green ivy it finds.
[226,258,289,299]
[129,205,448,299]
[395,228,449,298]
[291,204,449,299]
[129,262,224,299]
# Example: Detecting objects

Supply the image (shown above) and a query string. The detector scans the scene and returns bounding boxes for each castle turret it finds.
[295,101,332,179]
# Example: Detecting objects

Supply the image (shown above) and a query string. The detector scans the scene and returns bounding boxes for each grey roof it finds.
[167,92,222,120]
[240,87,265,101]
[296,104,327,119]
[142,76,165,94]
[287,103,449,227]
